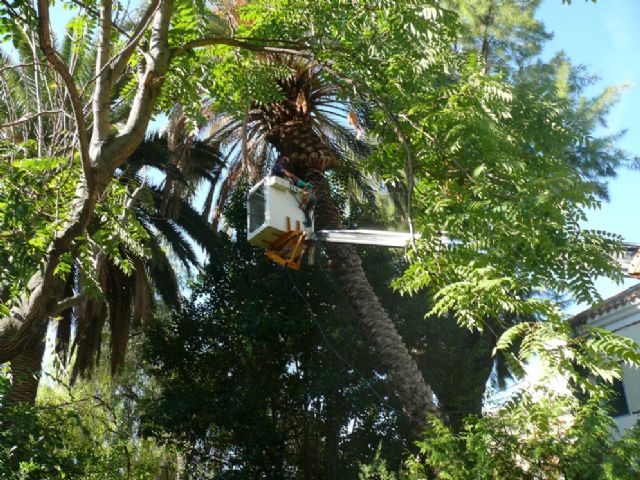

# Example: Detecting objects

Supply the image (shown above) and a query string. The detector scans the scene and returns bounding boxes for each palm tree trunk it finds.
[303,169,439,432]
[4,338,45,406]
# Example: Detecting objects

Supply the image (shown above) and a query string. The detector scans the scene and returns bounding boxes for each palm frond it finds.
[131,255,153,329]
[105,261,135,375]
[200,55,385,222]
[54,267,77,366]
[149,216,199,269]
[71,261,109,382]
[147,235,181,307]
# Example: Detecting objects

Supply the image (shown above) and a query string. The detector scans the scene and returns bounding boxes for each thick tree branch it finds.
[110,0,161,86]
[36,0,93,191]
[171,37,313,59]
[91,0,113,144]
[0,186,98,363]
[82,0,161,95]
[102,0,174,169]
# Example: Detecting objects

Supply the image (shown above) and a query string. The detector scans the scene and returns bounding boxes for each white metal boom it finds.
[307,230,640,279]
[307,229,422,248]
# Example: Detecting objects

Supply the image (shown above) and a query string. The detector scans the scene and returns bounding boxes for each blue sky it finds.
[537,0,640,308]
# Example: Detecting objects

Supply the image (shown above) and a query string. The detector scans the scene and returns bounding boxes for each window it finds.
[248,185,266,234]
[610,378,630,417]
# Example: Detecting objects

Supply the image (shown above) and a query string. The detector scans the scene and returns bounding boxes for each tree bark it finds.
[4,338,45,405]
[0,0,174,364]
[303,169,439,433]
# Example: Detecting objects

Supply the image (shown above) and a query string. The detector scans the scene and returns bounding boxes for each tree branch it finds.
[102,0,175,169]
[0,62,50,74]
[91,0,113,144]
[36,0,94,191]
[0,0,176,364]
[171,37,313,59]
[110,0,161,86]
[0,0,29,25]
[0,110,65,130]
[54,294,85,315]
[81,0,161,96]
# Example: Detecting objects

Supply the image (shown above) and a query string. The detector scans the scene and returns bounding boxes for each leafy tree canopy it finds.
[176,0,628,331]
[0,0,631,360]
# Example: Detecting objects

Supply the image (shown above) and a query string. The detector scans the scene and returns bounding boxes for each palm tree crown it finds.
[204,55,371,220]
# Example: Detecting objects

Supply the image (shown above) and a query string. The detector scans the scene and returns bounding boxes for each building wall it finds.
[589,301,640,431]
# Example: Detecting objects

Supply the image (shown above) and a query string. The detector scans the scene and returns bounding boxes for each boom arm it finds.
[307,230,640,279]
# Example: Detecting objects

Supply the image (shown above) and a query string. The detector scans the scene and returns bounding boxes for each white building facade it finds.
[571,284,640,431]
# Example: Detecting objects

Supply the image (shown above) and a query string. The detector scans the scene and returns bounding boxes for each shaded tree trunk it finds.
[416,319,495,433]
[4,338,45,406]
[360,248,498,433]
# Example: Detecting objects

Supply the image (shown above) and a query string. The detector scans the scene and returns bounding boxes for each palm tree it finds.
[53,132,223,384]
[206,56,439,430]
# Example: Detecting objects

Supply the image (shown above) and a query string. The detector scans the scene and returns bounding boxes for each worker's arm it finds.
[282,170,313,189]
[281,169,300,183]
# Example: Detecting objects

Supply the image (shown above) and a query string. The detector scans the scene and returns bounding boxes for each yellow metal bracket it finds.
[265,216,308,270]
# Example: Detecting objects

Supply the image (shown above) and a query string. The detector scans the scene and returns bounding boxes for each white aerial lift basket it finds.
[247,176,311,249]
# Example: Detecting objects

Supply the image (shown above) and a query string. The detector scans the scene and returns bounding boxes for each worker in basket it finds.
[271,160,315,228]
[271,160,314,191]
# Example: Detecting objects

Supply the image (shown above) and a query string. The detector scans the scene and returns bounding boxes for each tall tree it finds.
[448,0,632,198]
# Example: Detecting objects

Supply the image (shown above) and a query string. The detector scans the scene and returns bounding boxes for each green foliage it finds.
[412,392,640,480]
[447,0,551,73]
[0,142,77,306]
[357,388,640,480]
[392,54,624,325]
[91,180,151,276]
[0,405,88,478]
[493,317,640,399]
[1,0,636,477]
[359,447,398,480]
[142,191,413,478]
[0,356,175,479]
[0,370,94,479]
[169,0,630,330]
